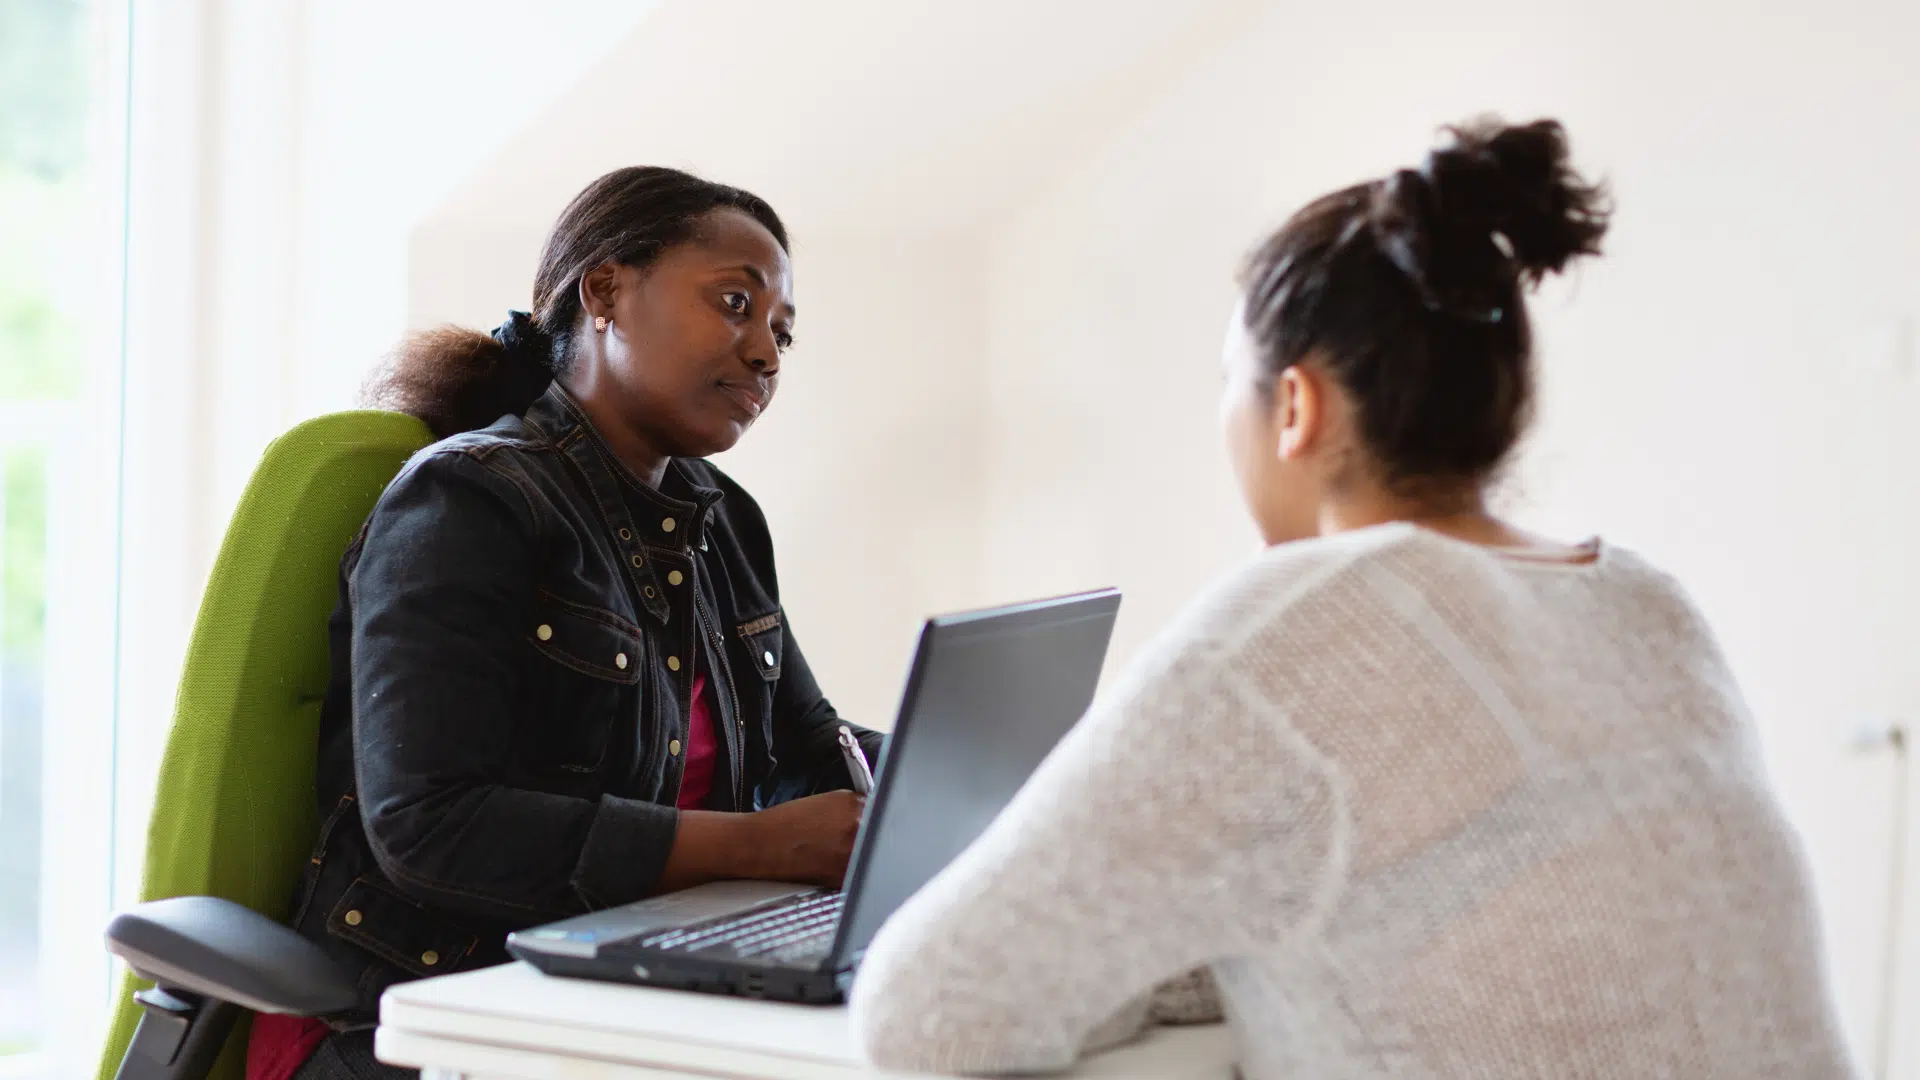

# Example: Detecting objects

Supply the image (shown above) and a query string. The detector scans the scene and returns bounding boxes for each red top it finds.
[246,1014,330,1080]
[675,673,720,809]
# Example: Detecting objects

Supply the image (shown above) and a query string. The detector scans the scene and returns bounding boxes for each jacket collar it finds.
[523,382,725,625]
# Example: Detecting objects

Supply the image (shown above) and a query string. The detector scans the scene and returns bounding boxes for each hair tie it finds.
[491,310,555,369]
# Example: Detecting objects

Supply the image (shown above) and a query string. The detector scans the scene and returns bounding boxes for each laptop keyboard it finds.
[634,891,843,962]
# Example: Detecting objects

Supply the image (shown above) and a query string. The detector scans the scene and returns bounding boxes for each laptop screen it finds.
[830,589,1120,966]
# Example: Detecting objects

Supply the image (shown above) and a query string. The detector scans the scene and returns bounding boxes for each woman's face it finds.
[1219,302,1329,546]
[579,208,795,459]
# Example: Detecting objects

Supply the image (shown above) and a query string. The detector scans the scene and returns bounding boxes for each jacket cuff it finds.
[570,795,679,908]
[857,730,887,783]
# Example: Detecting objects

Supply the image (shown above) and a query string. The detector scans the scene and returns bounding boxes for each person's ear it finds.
[1273,365,1323,461]
[579,263,622,325]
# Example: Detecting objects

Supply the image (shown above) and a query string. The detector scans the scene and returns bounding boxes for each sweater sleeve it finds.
[848,616,1348,1074]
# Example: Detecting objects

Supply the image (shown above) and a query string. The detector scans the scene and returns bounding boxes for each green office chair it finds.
[95,412,435,1080]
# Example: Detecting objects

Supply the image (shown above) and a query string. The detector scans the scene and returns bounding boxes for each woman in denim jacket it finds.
[253,168,882,1080]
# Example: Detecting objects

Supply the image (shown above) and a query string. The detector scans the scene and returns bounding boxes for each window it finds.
[0,1,129,1076]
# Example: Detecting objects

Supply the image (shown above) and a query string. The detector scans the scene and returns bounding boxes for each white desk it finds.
[377,961,1236,1079]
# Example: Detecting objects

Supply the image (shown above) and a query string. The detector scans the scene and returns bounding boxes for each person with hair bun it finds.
[852,119,1856,1079]
[255,168,883,1080]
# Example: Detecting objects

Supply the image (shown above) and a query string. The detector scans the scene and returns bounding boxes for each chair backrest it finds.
[96,412,434,1080]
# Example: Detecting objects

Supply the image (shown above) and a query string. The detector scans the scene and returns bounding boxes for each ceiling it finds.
[423,0,1273,235]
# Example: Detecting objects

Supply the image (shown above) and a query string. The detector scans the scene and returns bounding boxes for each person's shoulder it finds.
[1139,526,1421,670]
[1580,541,1721,642]
[424,412,554,464]
[374,418,559,530]
[387,412,557,486]
[1586,541,1685,593]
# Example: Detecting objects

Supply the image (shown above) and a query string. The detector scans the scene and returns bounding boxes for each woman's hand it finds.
[740,790,867,888]
[653,791,866,895]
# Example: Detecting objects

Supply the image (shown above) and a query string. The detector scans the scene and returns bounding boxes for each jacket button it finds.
[669,739,682,756]
[536,624,552,641]
[661,517,677,533]
[667,656,680,672]
[421,951,439,966]
[667,570,684,586]
[344,909,363,926]
[763,651,776,667]
[615,652,628,670]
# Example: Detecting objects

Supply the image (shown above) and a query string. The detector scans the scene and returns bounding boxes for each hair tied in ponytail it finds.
[491,310,555,371]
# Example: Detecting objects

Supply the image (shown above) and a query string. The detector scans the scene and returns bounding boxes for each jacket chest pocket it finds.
[736,611,783,684]
[527,591,642,773]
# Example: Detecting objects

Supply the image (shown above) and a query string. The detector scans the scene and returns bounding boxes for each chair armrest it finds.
[105,896,359,1016]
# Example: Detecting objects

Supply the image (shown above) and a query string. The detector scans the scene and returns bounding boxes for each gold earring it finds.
[594,315,609,333]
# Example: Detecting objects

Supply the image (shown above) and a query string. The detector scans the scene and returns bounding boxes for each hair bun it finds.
[1370,117,1611,319]
[1426,118,1611,279]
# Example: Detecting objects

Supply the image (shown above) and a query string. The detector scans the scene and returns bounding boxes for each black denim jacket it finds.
[287,383,883,1022]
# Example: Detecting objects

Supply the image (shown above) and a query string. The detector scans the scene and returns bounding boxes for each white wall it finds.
[976,0,1920,1073]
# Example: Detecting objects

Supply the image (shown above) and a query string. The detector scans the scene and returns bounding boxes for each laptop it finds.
[507,588,1122,1003]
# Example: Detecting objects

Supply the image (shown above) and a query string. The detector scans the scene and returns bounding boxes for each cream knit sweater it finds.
[850,524,1857,1079]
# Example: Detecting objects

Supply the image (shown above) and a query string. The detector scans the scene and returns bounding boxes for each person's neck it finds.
[562,377,671,489]
[1317,489,1537,550]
